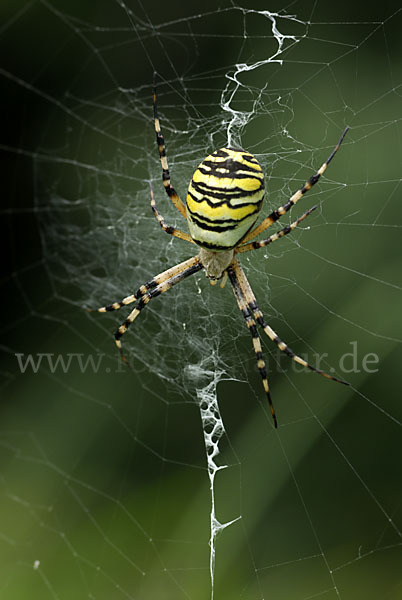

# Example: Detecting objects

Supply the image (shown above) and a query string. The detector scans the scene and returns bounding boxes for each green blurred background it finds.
[1,1,402,599]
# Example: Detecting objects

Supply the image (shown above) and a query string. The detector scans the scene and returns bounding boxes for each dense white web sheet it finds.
[1,2,402,599]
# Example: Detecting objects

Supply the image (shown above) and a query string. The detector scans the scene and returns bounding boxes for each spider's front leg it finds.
[228,257,349,427]
[232,259,349,385]
[91,256,203,363]
[113,256,203,363]
[91,258,197,313]
[227,261,278,427]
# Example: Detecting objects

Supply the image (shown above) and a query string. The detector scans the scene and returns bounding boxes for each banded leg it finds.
[153,73,187,218]
[92,257,201,313]
[114,256,203,362]
[227,264,277,428]
[232,258,349,386]
[237,205,317,254]
[150,183,194,244]
[242,127,349,244]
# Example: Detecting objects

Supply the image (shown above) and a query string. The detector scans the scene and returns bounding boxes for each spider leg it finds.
[227,262,278,428]
[231,258,349,386]
[92,257,201,313]
[242,127,349,244]
[114,256,203,363]
[153,73,187,219]
[237,205,317,254]
[150,182,195,244]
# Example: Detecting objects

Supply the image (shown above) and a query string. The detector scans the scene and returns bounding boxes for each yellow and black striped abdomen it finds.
[186,148,264,250]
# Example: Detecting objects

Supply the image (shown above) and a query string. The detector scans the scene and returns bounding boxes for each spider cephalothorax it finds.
[93,75,350,427]
[198,248,234,281]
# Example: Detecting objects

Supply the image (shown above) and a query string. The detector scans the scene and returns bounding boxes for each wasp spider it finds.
[94,76,349,427]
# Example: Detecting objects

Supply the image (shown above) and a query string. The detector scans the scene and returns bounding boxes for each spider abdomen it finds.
[186,147,264,250]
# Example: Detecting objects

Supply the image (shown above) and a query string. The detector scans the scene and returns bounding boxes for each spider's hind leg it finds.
[153,73,187,218]
[149,183,195,244]
[241,127,349,244]
[237,205,317,254]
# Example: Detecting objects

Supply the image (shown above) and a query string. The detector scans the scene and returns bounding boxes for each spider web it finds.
[1,1,402,599]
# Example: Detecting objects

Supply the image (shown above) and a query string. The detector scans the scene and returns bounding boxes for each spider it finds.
[93,76,349,428]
